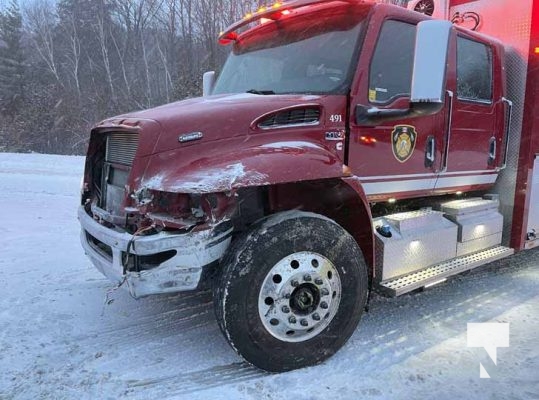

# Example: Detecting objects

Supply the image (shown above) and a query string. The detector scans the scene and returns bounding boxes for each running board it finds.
[377,246,514,297]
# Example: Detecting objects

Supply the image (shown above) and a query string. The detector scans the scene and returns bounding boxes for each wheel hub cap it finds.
[258,252,342,343]
[290,284,319,315]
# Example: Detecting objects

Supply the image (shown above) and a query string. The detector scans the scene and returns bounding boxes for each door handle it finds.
[488,136,496,165]
[425,135,436,168]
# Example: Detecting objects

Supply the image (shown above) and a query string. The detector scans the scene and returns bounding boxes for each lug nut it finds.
[300,319,309,327]
[288,316,297,324]
[284,293,291,299]
[312,313,321,321]
[320,301,329,309]
[291,280,299,287]
[315,278,323,285]
[282,305,290,313]
[303,274,312,282]
[321,288,330,296]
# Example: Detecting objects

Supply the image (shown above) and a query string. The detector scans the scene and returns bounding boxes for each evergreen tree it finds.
[0,0,25,116]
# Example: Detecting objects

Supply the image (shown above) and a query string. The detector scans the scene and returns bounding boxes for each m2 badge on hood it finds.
[392,125,417,163]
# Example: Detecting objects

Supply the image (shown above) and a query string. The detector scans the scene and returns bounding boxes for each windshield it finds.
[213,5,368,95]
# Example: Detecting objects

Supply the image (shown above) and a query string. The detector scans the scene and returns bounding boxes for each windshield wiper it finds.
[246,89,275,95]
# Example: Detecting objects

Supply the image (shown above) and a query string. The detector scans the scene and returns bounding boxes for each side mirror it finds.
[356,20,452,125]
[203,71,216,97]
[410,20,452,107]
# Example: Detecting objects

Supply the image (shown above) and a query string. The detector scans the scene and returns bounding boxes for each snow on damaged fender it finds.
[138,139,344,195]
[131,162,267,231]
[128,140,344,232]
[142,162,269,194]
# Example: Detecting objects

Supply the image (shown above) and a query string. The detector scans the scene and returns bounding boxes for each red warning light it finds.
[219,32,238,45]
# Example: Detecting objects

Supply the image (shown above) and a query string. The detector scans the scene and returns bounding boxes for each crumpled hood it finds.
[114,93,326,156]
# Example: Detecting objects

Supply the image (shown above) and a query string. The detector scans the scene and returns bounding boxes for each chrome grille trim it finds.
[106,133,139,166]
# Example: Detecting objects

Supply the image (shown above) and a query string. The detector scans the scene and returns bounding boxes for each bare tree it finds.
[96,5,116,101]
[25,0,62,85]
[63,13,82,98]
[4,0,271,154]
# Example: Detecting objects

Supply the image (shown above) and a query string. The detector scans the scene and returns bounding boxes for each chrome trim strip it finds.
[258,120,320,130]
[358,169,498,182]
[500,97,513,171]
[362,174,498,195]
[441,90,454,172]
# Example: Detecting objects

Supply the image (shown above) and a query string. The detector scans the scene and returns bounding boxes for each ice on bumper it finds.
[78,206,232,298]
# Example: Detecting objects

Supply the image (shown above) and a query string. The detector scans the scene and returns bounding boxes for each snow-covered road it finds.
[0,153,538,400]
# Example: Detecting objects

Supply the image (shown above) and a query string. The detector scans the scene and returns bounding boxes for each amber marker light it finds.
[360,136,377,145]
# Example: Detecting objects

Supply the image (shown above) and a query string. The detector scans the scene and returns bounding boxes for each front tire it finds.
[213,211,368,372]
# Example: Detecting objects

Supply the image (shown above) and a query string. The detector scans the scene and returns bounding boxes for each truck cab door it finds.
[437,34,505,191]
[348,18,446,201]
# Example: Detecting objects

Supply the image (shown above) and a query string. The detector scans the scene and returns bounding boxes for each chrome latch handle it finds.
[425,135,436,168]
[499,97,513,170]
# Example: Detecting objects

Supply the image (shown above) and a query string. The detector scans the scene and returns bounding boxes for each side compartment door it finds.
[348,18,447,201]
[436,35,503,191]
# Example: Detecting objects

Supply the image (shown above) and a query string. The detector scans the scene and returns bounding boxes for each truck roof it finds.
[219,0,378,45]
[219,0,505,50]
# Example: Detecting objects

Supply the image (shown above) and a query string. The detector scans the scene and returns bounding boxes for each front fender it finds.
[138,138,344,193]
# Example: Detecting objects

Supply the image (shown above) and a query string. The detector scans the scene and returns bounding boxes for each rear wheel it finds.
[213,211,368,372]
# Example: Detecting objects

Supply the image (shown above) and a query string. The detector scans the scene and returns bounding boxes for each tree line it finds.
[0,0,406,155]
[0,0,266,154]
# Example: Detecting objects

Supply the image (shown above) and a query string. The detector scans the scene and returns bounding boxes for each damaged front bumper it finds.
[78,206,232,298]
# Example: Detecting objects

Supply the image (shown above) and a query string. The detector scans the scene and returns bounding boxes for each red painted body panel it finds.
[93,94,349,196]
[444,29,506,174]
[450,0,480,6]
[347,5,506,201]
[511,0,539,250]
[137,130,343,194]
[349,6,440,186]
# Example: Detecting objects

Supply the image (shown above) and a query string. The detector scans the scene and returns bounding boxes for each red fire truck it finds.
[79,0,539,371]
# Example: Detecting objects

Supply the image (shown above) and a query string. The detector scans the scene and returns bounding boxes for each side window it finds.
[369,20,416,104]
[457,37,493,102]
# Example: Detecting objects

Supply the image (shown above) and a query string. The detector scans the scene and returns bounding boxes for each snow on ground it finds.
[0,152,538,400]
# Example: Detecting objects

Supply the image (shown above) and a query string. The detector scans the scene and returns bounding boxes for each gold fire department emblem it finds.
[392,125,417,163]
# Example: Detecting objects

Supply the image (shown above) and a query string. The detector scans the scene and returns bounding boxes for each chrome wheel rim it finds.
[258,252,341,343]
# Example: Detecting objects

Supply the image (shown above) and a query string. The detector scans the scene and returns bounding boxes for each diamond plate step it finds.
[377,246,514,297]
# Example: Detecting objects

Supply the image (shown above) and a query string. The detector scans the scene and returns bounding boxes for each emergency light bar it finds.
[218,0,357,45]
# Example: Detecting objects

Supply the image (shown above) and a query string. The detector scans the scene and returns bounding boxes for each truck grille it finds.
[93,132,138,213]
[106,133,139,166]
